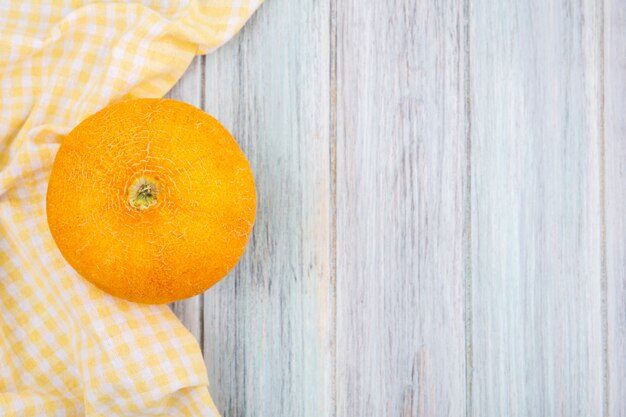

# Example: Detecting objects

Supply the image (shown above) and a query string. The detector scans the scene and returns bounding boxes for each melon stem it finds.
[128,176,159,210]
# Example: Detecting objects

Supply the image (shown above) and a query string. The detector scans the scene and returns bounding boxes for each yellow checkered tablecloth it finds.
[0,1,260,415]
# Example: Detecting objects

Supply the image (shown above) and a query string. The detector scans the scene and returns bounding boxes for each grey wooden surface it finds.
[166,0,625,416]
[470,1,604,415]
[606,0,626,415]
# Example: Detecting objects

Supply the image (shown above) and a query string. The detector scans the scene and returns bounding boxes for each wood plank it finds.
[605,0,626,414]
[165,57,204,342]
[469,1,604,415]
[201,1,333,417]
[335,1,468,416]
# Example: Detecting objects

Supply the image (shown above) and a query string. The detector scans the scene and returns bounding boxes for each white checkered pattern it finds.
[0,1,261,415]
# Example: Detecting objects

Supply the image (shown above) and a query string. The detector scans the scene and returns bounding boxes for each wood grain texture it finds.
[163,0,617,415]
[469,0,604,415]
[605,0,626,414]
[200,2,333,417]
[335,1,468,416]
[166,57,203,342]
